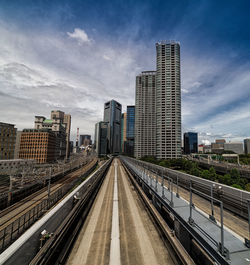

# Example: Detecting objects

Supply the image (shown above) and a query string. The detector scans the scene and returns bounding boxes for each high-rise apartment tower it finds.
[135,71,156,158]
[156,41,181,159]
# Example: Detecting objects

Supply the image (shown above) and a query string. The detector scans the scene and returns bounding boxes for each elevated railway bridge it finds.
[0,156,249,265]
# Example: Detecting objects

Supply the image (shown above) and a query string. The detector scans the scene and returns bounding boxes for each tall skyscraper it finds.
[184,132,198,154]
[156,41,181,159]
[126,105,135,156]
[135,71,156,158]
[121,113,127,153]
[103,100,122,154]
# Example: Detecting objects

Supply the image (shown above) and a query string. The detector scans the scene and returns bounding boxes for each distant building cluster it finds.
[197,139,250,155]
[3,41,250,163]
[0,110,72,164]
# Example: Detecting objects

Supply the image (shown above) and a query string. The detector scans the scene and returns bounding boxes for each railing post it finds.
[220,201,225,256]
[209,184,216,223]
[176,175,180,198]
[155,174,158,192]
[162,174,165,198]
[245,199,250,248]
[188,181,194,225]
[150,171,152,187]
[170,179,174,207]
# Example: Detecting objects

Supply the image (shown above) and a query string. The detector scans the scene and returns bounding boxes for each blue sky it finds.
[0,0,250,143]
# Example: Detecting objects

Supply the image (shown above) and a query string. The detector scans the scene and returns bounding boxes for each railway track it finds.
[0,158,98,254]
[30,158,189,265]
[0,158,97,230]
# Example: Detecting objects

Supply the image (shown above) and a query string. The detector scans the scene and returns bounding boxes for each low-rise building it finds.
[211,139,225,154]
[35,115,66,159]
[204,145,211,153]
[198,144,204,153]
[224,142,244,154]
[0,122,17,159]
[19,129,57,163]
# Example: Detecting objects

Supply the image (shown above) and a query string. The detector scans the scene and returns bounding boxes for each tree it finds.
[201,170,210,179]
[219,174,232,186]
[209,167,217,181]
[231,184,243,190]
[245,183,250,192]
[229,168,241,185]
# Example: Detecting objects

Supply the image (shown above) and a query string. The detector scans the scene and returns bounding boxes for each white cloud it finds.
[0,21,150,141]
[67,28,91,44]
[1,20,250,143]
[103,54,112,61]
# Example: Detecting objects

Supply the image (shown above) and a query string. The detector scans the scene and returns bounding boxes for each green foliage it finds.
[140,157,249,191]
[140,156,158,164]
[239,154,250,165]
[218,174,232,185]
[231,184,243,190]
[245,183,250,192]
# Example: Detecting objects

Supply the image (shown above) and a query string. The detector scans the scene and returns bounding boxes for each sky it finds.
[0,0,250,144]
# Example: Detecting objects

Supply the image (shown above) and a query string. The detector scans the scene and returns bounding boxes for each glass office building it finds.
[103,99,122,154]
[126,106,135,156]
[184,132,198,154]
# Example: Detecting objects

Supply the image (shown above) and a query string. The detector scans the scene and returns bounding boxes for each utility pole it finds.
[7,174,14,207]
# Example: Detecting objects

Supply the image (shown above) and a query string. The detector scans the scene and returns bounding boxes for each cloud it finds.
[103,54,112,61]
[67,28,91,44]
[0,21,148,140]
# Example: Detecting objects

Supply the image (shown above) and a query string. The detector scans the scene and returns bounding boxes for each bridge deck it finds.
[130,161,250,265]
[66,159,176,265]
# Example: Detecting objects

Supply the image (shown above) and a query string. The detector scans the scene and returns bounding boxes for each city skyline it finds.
[0,1,250,143]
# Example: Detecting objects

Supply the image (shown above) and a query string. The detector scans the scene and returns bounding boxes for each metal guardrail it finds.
[0,189,63,253]
[136,158,250,220]
[121,156,250,265]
